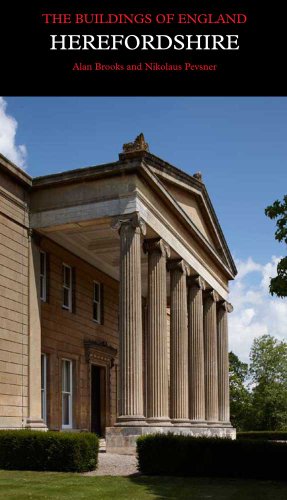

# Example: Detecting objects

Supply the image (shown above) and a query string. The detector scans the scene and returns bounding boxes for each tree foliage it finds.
[229,352,251,430]
[230,335,287,431]
[249,334,287,385]
[265,195,287,297]
[248,335,287,430]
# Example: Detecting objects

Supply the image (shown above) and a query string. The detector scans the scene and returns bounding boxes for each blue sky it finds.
[1,96,287,360]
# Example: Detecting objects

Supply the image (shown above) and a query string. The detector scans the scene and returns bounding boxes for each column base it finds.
[171,418,191,427]
[146,417,171,426]
[207,421,222,427]
[116,415,147,427]
[26,418,48,431]
[219,421,232,427]
[190,420,208,427]
[106,425,236,454]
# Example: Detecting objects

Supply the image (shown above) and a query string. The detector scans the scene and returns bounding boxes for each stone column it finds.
[203,290,219,425]
[167,259,190,425]
[26,232,47,429]
[112,213,146,425]
[143,238,170,425]
[187,276,206,425]
[217,301,233,425]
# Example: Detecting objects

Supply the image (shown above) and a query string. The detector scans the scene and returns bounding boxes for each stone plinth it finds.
[106,425,236,455]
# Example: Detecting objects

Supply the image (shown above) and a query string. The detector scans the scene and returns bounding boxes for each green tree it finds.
[249,335,287,430]
[229,351,251,430]
[265,195,287,297]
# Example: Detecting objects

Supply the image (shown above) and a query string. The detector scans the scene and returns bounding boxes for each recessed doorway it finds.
[91,365,106,437]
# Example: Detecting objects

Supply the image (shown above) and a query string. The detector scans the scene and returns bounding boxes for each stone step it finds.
[99,438,106,453]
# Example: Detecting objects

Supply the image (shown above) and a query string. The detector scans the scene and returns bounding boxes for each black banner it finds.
[1,1,284,95]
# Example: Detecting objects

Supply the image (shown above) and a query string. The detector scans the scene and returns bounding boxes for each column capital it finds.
[111,212,146,236]
[143,238,170,258]
[204,289,220,302]
[218,300,233,313]
[187,275,205,290]
[167,258,190,276]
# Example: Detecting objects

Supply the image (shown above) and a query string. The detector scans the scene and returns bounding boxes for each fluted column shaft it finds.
[168,259,190,425]
[203,290,219,424]
[144,238,170,424]
[187,276,206,424]
[112,213,146,425]
[217,301,233,424]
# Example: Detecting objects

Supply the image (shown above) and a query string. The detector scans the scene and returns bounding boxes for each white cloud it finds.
[229,255,287,362]
[236,257,262,280]
[0,97,27,168]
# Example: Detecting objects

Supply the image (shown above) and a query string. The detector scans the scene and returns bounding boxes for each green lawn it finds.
[0,471,287,500]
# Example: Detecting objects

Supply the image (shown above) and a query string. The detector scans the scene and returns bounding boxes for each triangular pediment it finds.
[141,153,237,277]
[164,182,218,248]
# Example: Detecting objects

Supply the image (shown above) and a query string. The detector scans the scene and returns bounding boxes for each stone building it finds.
[0,135,237,453]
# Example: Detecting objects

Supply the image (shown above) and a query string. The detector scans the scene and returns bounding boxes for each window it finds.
[40,251,47,301]
[41,353,47,423]
[62,264,72,311]
[62,359,73,428]
[93,281,101,323]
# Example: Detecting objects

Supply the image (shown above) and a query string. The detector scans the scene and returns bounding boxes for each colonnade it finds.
[113,213,232,427]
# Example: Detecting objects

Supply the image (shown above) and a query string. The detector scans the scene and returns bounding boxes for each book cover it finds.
[0,0,287,486]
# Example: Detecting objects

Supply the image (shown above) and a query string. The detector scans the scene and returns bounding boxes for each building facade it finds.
[0,135,237,453]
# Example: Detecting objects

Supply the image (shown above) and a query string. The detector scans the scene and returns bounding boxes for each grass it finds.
[1,471,287,499]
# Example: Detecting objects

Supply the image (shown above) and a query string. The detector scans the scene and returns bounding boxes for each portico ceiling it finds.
[39,217,178,298]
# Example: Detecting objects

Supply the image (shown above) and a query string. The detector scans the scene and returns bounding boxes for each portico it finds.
[105,209,234,452]
[0,134,236,453]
